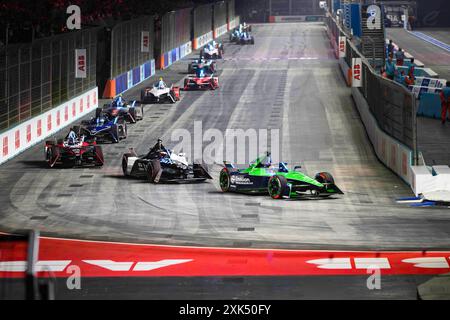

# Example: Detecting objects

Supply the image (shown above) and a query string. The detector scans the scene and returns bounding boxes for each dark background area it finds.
[0,0,221,45]
[1,0,450,46]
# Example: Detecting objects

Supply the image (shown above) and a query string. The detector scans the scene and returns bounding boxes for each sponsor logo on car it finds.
[230,175,253,185]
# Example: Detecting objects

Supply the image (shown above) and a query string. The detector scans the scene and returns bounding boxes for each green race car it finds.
[220,153,344,199]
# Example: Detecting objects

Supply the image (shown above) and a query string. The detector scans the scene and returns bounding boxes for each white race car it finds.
[141,84,181,104]
[200,42,224,59]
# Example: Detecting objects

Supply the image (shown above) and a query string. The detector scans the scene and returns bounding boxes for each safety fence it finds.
[326,12,418,186]
[227,0,237,30]
[193,4,214,50]
[214,1,228,38]
[1,2,239,164]
[158,8,192,70]
[0,28,97,133]
[103,16,156,98]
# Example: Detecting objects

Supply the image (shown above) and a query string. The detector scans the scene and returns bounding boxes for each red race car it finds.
[45,130,104,168]
[183,74,219,90]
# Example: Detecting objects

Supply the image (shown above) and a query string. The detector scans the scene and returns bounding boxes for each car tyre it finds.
[268,175,288,199]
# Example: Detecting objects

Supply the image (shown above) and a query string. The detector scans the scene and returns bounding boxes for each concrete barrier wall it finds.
[352,86,414,186]
[0,88,98,165]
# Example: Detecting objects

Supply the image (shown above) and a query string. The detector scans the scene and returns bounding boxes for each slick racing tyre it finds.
[268,175,288,199]
[147,160,161,183]
[122,154,130,176]
[219,168,231,192]
[46,146,59,168]
[95,107,103,119]
[128,108,137,123]
[93,146,104,167]
[111,124,120,143]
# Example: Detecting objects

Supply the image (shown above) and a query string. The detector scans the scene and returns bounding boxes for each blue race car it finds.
[98,96,144,124]
[80,114,127,143]
[239,32,255,45]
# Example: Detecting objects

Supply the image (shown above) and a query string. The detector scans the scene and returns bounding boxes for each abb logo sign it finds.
[352,58,362,87]
[75,49,87,78]
[141,31,150,53]
[338,36,346,58]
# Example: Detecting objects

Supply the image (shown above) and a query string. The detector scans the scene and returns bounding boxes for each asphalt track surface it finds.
[0,23,449,251]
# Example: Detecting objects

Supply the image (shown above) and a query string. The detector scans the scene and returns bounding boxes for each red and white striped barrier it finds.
[0,87,99,165]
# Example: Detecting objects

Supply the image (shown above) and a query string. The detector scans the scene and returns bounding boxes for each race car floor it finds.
[0,23,449,251]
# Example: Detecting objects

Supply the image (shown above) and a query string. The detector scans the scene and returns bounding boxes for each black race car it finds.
[122,141,212,183]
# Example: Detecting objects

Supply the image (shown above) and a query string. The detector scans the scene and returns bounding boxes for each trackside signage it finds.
[352,58,362,87]
[339,36,346,58]
[141,31,150,53]
[75,49,87,78]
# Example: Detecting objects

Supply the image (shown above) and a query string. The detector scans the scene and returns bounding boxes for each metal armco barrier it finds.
[193,4,214,50]
[157,8,192,70]
[213,1,228,38]
[103,16,156,98]
[0,28,98,133]
[0,87,98,165]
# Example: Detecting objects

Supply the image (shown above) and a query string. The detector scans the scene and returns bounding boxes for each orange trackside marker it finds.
[347,69,353,87]
[193,38,198,50]
[102,79,116,99]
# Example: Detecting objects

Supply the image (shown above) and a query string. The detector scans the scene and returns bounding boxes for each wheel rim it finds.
[220,170,230,191]
[268,177,282,198]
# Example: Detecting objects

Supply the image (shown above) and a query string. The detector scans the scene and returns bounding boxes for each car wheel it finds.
[128,108,137,123]
[95,108,103,118]
[146,162,154,182]
[46,148,54,167]
[111,124,120,143]
[122,156,129,176]
[315,172,335,184]
[94,146,104,166]
[268,175,288,199]
[219,168,231,192]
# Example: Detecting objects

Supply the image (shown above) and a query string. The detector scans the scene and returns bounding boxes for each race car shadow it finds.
[20,160,89,170]
[20,160,49,169]
[103,174,147,183]
[284,196,341,202]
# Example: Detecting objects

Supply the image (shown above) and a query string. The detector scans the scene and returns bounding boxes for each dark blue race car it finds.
[98,96,144,124]
[80,114,127,143]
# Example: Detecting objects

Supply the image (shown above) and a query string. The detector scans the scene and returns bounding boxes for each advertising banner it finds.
[339,36,346,58]
[141,31,150,53]
[75,49,87,78]
[352,58,362,87]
